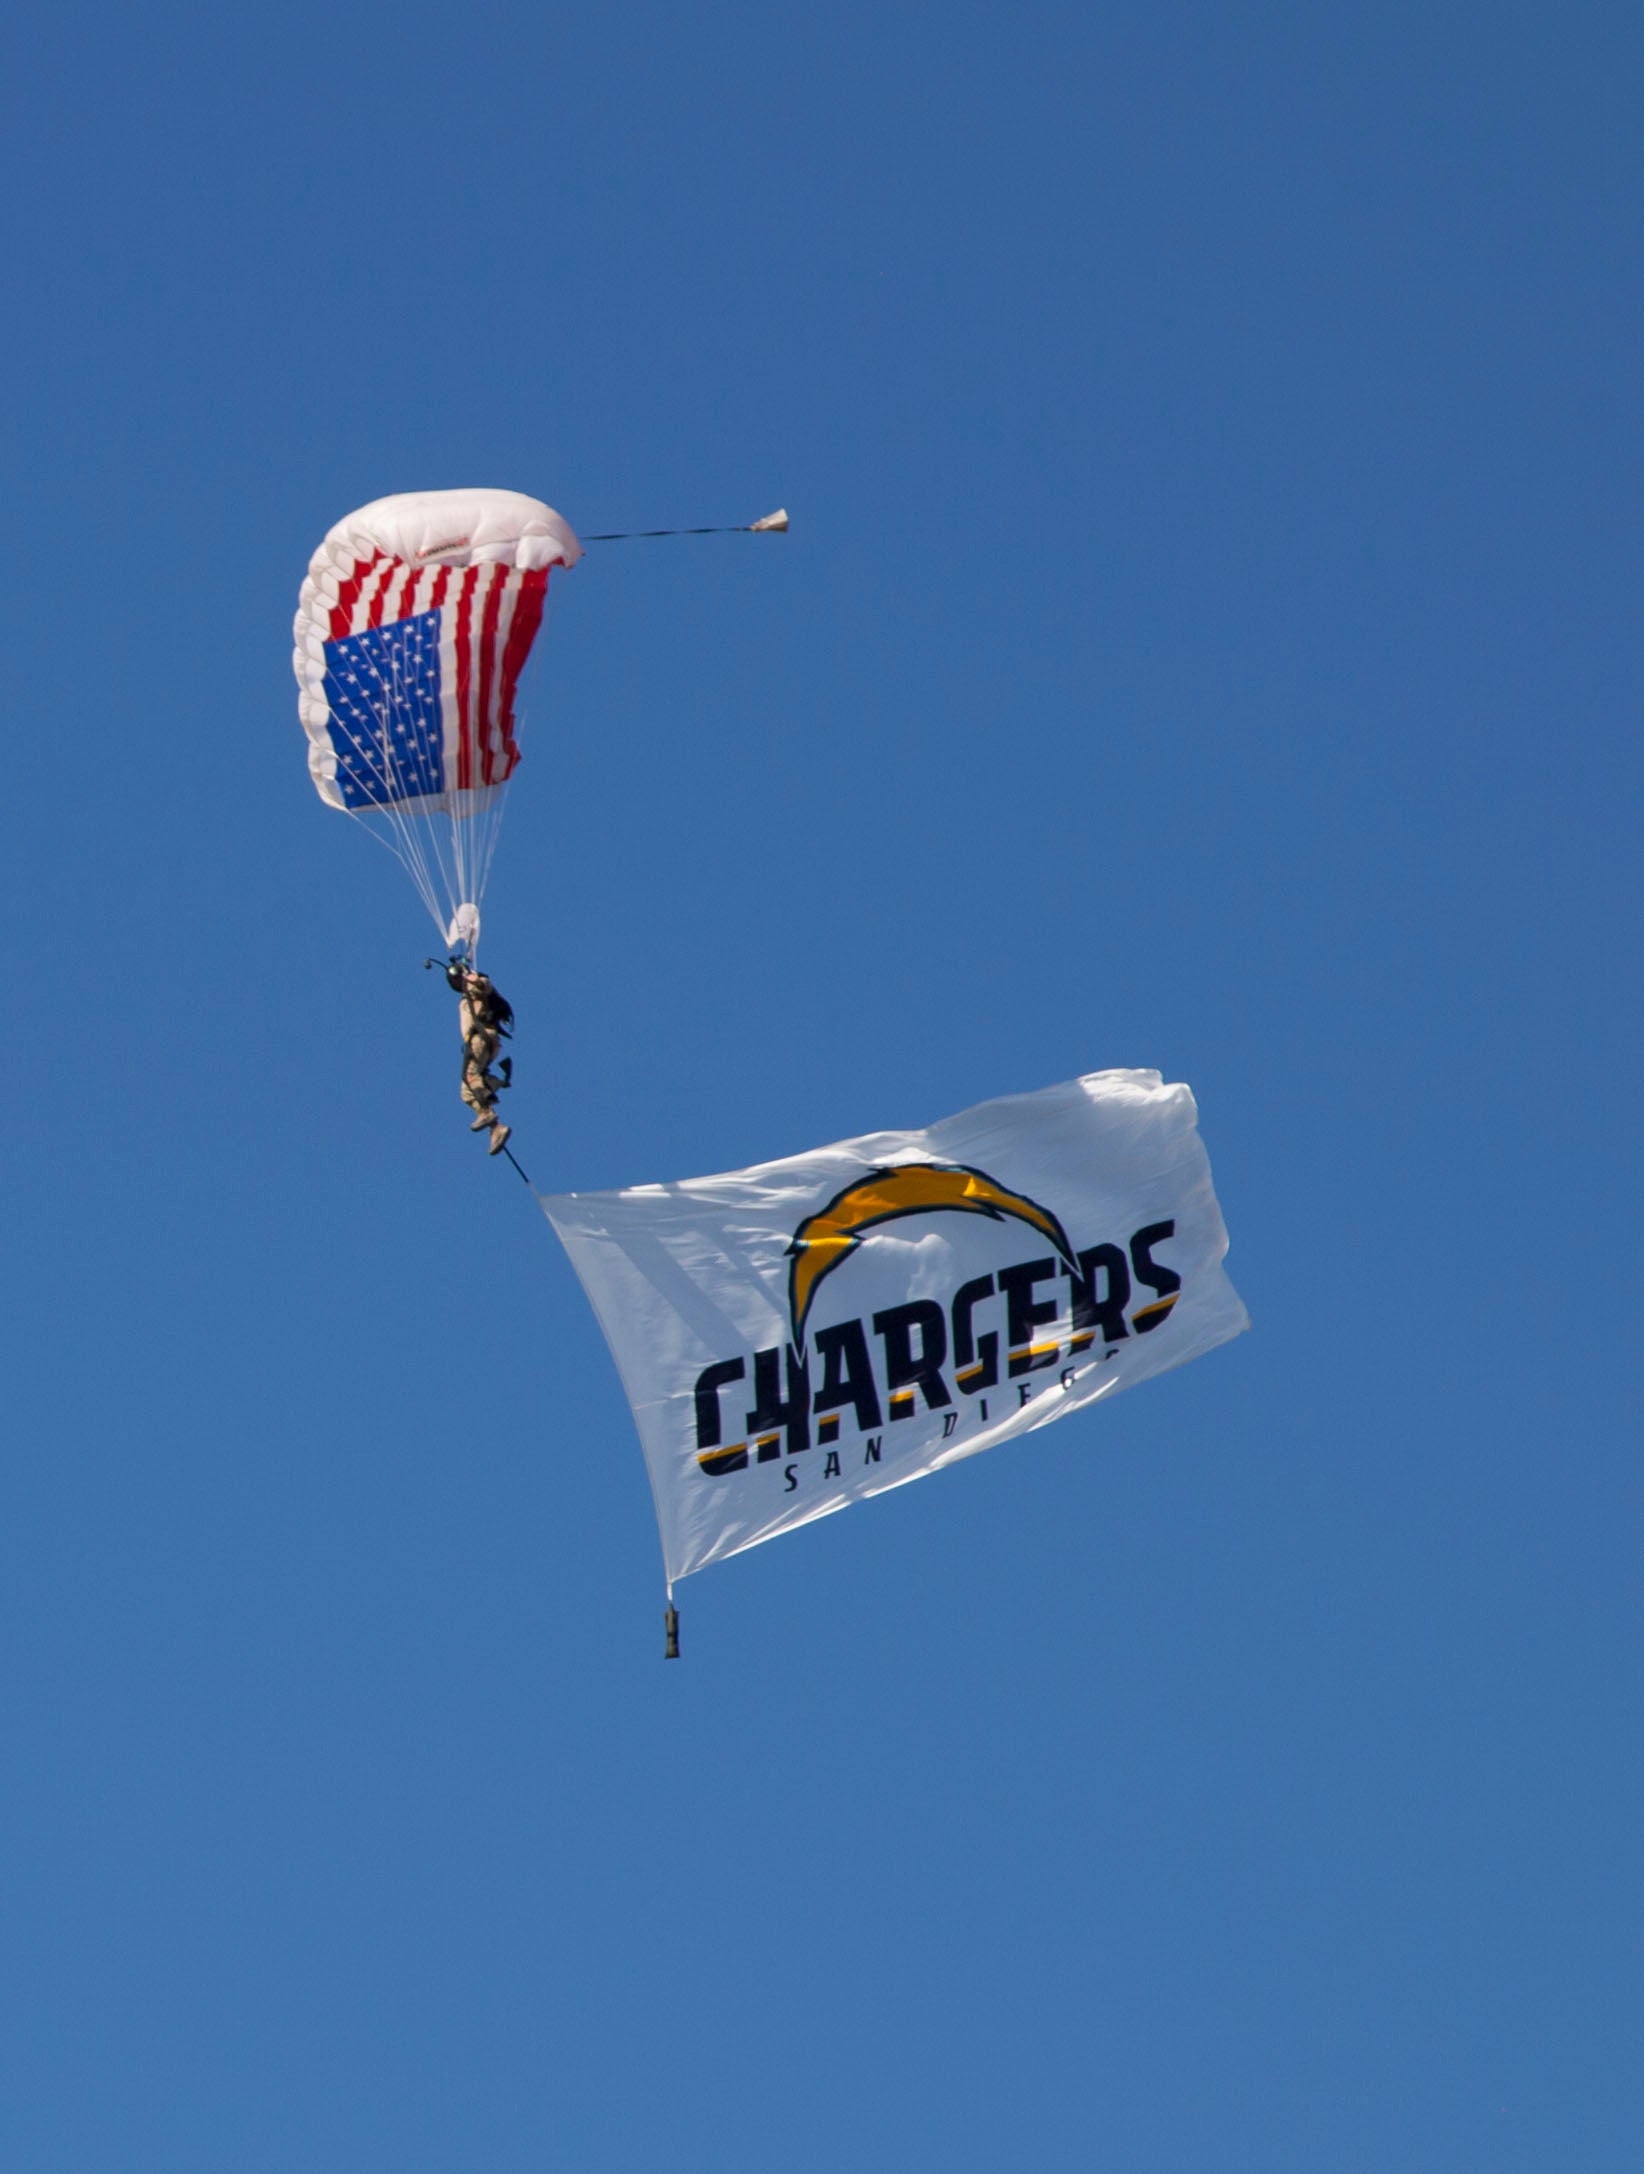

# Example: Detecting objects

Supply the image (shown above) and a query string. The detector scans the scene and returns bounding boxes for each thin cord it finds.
[583,527,732,540]
[581,524,776,541]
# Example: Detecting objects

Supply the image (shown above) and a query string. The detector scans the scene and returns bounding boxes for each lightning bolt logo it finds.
[786,1163,1078,1344]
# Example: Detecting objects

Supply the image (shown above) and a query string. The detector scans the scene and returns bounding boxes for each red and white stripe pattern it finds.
[295,490,579,817]
[322,550,550,792]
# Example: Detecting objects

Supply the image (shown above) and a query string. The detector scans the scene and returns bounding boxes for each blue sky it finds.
[1,3,1639,2167]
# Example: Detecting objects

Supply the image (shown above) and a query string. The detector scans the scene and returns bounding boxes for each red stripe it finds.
[453,566,478,790]
[492,567,548,783]
[384,563,416,622]
[474,566,508,785]
[354,559,392,631]
[328,549,383,641]
[427,564,450,612]
[365,557,412,629]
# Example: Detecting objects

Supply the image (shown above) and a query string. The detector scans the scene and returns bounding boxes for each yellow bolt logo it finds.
[787,1164,1077,1343]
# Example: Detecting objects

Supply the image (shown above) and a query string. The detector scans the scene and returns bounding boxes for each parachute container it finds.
[294,488,580,955]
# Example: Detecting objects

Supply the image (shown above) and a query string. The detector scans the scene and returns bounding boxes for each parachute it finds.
[294,488,581,956]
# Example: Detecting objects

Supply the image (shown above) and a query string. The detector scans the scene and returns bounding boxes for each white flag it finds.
[542,1070,1248,1589]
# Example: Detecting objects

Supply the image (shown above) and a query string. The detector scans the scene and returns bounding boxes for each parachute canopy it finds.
[294,487,580,953]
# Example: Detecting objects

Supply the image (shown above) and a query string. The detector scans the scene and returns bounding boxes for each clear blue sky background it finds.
[2,4,1638,2167]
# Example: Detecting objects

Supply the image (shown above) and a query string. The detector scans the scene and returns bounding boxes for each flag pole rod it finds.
[499,1142,534,1189]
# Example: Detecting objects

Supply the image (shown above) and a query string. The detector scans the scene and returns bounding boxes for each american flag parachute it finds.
[294,488,580,957]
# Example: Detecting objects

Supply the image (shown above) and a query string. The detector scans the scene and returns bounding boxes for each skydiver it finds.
[442,958,514,1156]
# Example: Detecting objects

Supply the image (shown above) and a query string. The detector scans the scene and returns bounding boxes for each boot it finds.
[471,1110,495,1132]
[489,1122,511,1157]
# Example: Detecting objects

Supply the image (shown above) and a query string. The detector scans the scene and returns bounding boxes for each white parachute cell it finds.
[293,488,580,955]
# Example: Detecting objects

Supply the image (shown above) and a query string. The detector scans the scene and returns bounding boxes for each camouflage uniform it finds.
[450,966,512,1153]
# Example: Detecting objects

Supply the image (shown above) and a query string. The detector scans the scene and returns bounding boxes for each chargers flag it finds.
[543,1070,1248,1591]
